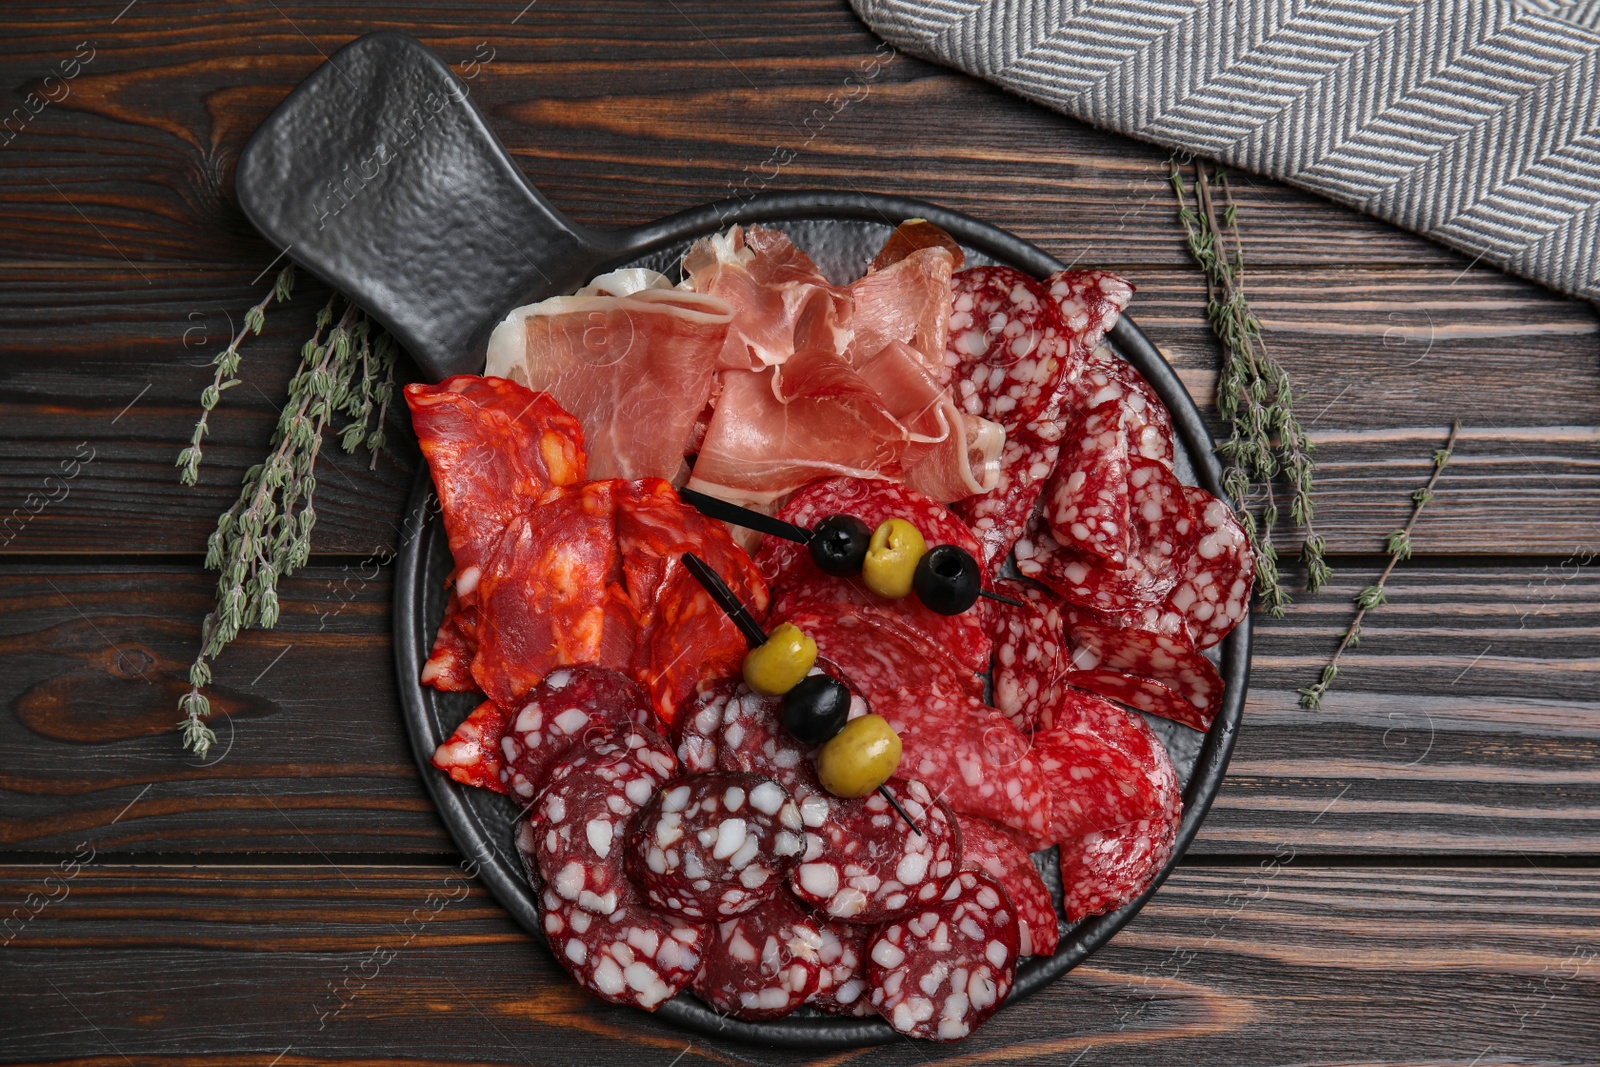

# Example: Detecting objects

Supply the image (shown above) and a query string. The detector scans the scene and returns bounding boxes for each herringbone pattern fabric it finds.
[851,0,1600,303]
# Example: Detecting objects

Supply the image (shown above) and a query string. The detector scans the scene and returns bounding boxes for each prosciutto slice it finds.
[848,245,956,385]
[683,225,852,370]
[484,287,733,482]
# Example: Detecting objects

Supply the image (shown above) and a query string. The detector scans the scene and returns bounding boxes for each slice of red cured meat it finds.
[627,771,806,921]
[955,814,1059,957]
[867,870,1019,1041]
[874,680,1053,851]
[953,424,1064,575]
[530,733,677,917]
[1043,270,1135,363]
[987,577,1069,735]
[421,590,478,692]
[757,476,992,673]
[1059,798,1181,923]
[788,778,961,924]
[498,666,656,803]
[690,889,824,1019]
[869,219,966,273]
[1031,691,1180,843]
[1044,405,1135,571]
[615,478,770,724]
[782,608,984,722]
[1062,669,1199,732]
[1062,609,1225,731]
[849,245,956,385]
[430,700,510,794]
[404,376,585,596]
[471,481,638,706]
[1066,349,1175,470]
[483,286,733,482]
[539,882,705,1011]
[1166,486,1253,650]
[1016,458,1196,616]
[810,916,873,1016]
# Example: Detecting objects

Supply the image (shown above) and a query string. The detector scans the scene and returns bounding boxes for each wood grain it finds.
[1,863,1594,1065]
[3,265,1595,557]
[0,2,1524,274]
[2,563,1593,857]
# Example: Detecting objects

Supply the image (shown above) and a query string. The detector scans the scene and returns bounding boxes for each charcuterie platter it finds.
[236,32,1250,1048]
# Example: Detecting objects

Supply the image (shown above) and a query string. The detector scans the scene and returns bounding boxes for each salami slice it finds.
[756,476,992,673]
[987,578,1069,735]
[875,681,1054,850]
[867,870,1020,1041]
[1059,799,1180,923]
[947,266,1069,431]
[784,607,984,712]
[1044,407,1134,570]
[1068,348,1175,470]
[627,772,806,921]
[539,883,705,1011]
[616,478,770,725]
[810,918,873,1016]
[690,889,824,1019]
[672,677,732,774]
[430,701,510,794]
[955,814,1059,957]
[1016,458,1195,615]
[472,481,639,706]
[1064,669,1200,731]
[513,815,543,895]
[530,737,677,917]
[1063,609,1225,731]
[953,425,1064,574]
[1031,691,1179,842]
[404,375,587,601]
[1043,270,1134,356]
[421,590,479,692]
[499,667,656,803]
[1167,486,1253,650]
[788,778,960,924]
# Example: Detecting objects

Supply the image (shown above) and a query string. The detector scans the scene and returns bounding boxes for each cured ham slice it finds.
[404,376,586,598]
[485,288,733,482]
[683,225,851,370]
[869,218,965,273]
[849,245,956,385]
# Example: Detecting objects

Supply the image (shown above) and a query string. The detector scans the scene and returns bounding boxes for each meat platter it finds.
[235,32,1251,1048]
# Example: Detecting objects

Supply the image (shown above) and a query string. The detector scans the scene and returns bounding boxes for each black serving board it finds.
[236,32,1250,1049]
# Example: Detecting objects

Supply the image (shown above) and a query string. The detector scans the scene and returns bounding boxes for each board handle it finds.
[235,32,621,381]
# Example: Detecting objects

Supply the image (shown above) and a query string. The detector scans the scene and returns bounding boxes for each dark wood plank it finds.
[2,563,1593,857]
[1,1,1484,274]
[3,265,1595,556]
[2,863,1594,1064]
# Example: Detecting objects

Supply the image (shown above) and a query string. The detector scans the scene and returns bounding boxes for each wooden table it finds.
[4,3,1598,1063]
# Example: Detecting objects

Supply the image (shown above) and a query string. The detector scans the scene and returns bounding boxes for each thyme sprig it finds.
[1170,161,1329,616]
[176,289,396,757]
[177,266,296,486]
[1298,421,1462,711]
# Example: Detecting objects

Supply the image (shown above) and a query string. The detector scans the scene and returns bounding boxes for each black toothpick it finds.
[680,550,921,836]
[877,783,923,836]
[680,553,768,650]
[677,486,812,545]
[980,589,1026,609]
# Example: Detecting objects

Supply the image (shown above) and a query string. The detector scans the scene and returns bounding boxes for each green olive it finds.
[742,621,818,696]
[816,714,903,798]
[861,518,926,599]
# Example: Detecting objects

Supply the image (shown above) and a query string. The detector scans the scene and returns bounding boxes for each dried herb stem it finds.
[177,293,396,757]
[1298,421,1462,710]
[177,266,295,486]
[1171,160,1329,615]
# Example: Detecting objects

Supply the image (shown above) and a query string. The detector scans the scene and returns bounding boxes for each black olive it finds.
[912,544,981,615]
[781,674,853,745]
[809,514,873,577]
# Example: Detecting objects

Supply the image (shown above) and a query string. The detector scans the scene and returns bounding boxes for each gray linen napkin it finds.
[850,0,1600,304]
